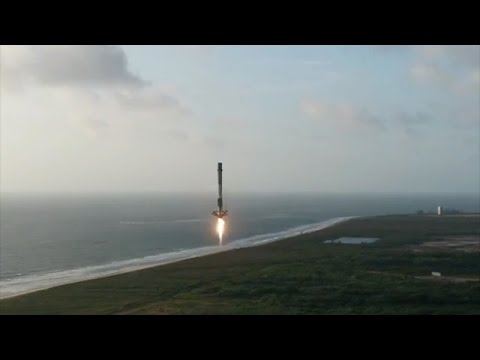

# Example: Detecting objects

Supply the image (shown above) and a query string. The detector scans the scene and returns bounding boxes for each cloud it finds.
[371,45,479,95]
[396,111,431,126]
[413,45,446,60]
[114,88,189,116]
[1,46,190,135]
[1,45,146,91]
[84,117,109,129]
[80,117,110,137]
[414,45,480,68]
[62,87,190,135]
[115,88,179,110]
[394,111,432,136]
[301,100,437,136]
[410,62,451,86]
[410,45,480,94]
[300,100,386,131]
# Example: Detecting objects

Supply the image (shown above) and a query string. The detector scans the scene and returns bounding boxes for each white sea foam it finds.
[0,216,355,300]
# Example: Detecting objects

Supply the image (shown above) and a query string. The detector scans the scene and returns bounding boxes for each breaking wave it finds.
[0,216,355,300]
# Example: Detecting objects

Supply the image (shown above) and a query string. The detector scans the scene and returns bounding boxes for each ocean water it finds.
[1,192,479,298]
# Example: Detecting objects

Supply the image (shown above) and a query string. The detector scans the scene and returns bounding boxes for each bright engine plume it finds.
[216,218,225,245]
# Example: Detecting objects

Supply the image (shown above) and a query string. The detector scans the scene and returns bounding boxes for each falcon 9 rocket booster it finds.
[212,162,228,219]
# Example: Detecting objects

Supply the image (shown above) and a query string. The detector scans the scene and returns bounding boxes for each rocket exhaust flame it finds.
[216,218,225,245]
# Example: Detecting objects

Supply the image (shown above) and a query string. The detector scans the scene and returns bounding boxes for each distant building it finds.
[437,206,443,215]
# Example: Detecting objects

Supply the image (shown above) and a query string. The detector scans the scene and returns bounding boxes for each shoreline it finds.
[0,216,356,301]
[1,214,478,315]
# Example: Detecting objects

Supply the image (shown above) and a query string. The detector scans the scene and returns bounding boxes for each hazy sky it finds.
[1,45,479,193]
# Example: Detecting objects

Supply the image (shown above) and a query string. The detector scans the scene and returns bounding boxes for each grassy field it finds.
[1,215,479,315]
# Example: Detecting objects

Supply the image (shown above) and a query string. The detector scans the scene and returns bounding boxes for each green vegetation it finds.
[1,215,479,314]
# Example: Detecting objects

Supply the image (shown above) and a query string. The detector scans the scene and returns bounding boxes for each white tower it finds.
[437,206,443,215]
